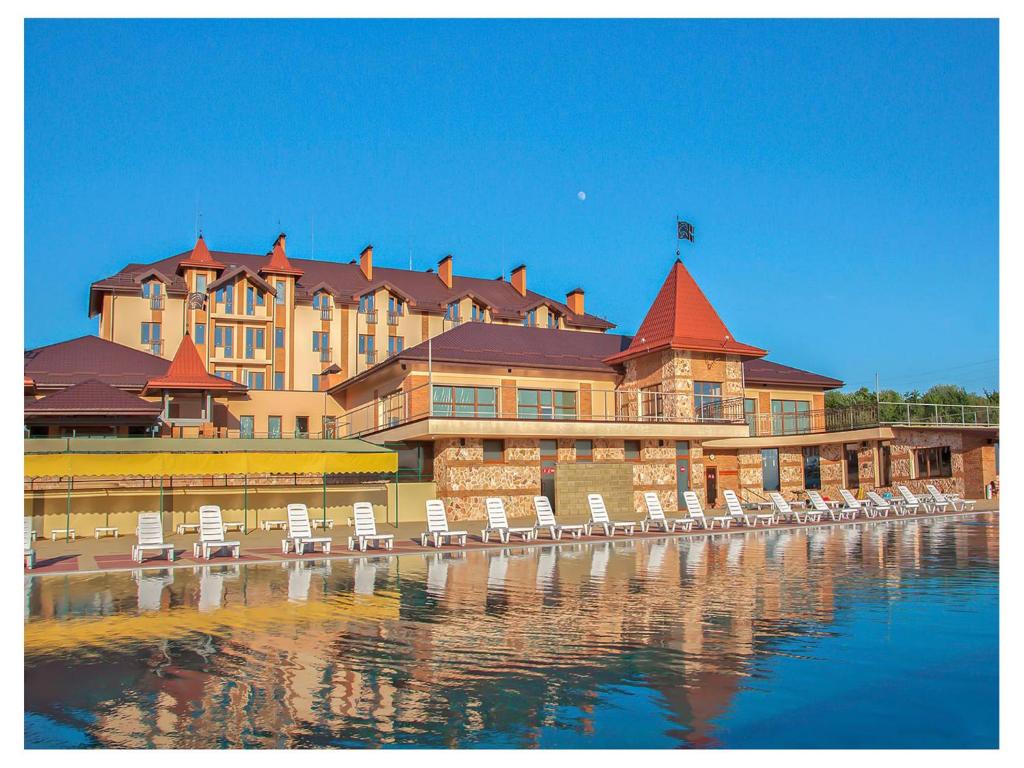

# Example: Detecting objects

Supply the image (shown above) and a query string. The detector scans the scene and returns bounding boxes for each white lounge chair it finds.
[24,518,35,569]
[723,489,774,526]
[194,506,241,560]
[587,493,636,536]
[348,502,394,551]
[769,492,823,524]
[133,512,176,563]
[642,492,694,532]
[683,490,732,529]
[896,485,929,514]
[420,499,468,548]
[926,484,975,512]
[533,496,586,540]
[482,498,535,543]
[282,503,333,555]
[866,490,903,516]
[806,490,856,521]
[839,489,873,518]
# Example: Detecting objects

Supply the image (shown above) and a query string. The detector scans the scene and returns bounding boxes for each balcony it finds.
[339,384,748,439]
[387,311,403,326]
[148,341,164,356]
[319,307,333,321]
[745,401,999,438]
[361,309,378,325]
[149,296,164,310]
[319,348,333,364]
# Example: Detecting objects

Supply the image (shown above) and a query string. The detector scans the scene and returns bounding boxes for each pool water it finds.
[24,513,999,749]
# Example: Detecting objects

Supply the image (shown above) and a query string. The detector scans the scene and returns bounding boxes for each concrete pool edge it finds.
[26,507,998,579]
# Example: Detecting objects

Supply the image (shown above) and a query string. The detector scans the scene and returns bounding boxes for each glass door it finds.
[675,441,690,509]
[540,439,558,510]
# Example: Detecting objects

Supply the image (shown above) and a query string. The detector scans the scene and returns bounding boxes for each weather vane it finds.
[676,217,694,257]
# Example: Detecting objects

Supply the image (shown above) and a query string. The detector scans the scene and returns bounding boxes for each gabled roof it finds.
[175,235,225,274]
[24,379,163,417]
[144,334,245,393]
[89,239,615,329]
[260,234,304,278]
[25,336,170,390]
[743,359,844,390]
[604,260,766,364]
[207,264,276,295]
[330,323,632,392]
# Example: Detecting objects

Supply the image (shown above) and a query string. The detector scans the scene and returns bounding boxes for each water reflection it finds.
[25,514,999,749]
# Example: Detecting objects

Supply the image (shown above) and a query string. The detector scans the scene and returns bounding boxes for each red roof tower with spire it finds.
[260,233,304,278]
[604,259,766,364]
[175,234,225,274]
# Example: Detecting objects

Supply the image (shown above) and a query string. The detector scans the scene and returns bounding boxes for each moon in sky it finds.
[577,191,586,201]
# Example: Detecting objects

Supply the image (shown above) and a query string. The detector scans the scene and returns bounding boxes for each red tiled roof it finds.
[144,334,244,393]
[89,240,615,329]
[743,359,844,389]
[260,234,304,277]
[175,235,225,273]
[25,336,170,391]
[604,260,766,363]
[24,379,163,416]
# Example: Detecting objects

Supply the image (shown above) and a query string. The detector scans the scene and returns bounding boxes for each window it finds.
[471,303,485,321]
[359,294,375,313]
[694,381,723,418]
[845,444,860,489]
[483,439,504,462]
[268,416,282,439]
[274,372,284,391]
[246,371,265,390]
[803,446,821,490]
[221,326,234,357]
[744,398,758,435]
[240,415,254,439]
[388,336,404,356]
[275,280,285,305]
[195,275,207,294]
[140,322,161,344]
[295,416,309,438]
[625,440,641,462]
[216,284,234,314]
[215,370,233,381]
[575,440,593,462]
[322,415,335,439]
[517,389,577,419]
[771,399,811,435]
[762,448,780,491]
[880,443,892,487]
[275,328,285,349]
[142,282,151,298]
[313,331,329,355]
[445,302,460,321]
[547,311,559,328]
[388,295,404,316]
[246,286,265,315]
[245,328,264,359]
[640,385,663,420]
[431,385,497,417]
[523,309,537,327]
[311,374,320,392]
[914,446,952,479]
[358,334,375,361]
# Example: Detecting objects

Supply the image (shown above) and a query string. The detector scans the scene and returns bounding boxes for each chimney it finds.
[438,254,453,289]
[566,287,585,315]
[360,244,373,281]
[510,264,527,297]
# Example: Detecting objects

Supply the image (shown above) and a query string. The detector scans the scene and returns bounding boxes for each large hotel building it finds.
[24,233,999,520]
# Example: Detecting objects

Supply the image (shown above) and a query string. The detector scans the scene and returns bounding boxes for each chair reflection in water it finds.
[194,563,241,612]
[134,568,174,612]
[284,559,332,602]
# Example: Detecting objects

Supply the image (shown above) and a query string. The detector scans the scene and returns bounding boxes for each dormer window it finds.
[547,311,560,328]
[445,302,461,321]
[523,309,537,327]
[471,303,486,322]
[314,291,333,320]
[359,294,375,313]
[388,295,404,326]
[142,280,163,309]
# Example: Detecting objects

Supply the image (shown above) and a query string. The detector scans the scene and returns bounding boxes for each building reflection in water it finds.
[24,514,999,748]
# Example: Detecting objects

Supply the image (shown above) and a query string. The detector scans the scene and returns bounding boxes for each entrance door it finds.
[706,467,718,508]
[762,448,780,491]
[675,441,690,509]
[845,445,860,489]
[540,439,558,510]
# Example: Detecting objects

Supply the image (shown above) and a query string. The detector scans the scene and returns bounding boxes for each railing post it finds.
[961,405,966,426]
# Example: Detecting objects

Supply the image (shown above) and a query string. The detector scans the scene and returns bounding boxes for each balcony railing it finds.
[319,348,333,363]
[387,311,403,326]
[745,401,999,437]
[338,383,748,438]
[149,296,164,310]
[361,309,378,324]
[320,307,333,321]
[148,341,164,356]
[363,350,377,365]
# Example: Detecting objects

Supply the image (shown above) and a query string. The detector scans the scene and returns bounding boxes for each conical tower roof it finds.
[176,235,225,273]
[144,333,243,392]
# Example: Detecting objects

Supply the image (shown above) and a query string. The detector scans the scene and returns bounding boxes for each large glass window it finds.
[275,280,285,305]
[388,336,404,356]
[744,398,758,435]
[694,381,723,418]
[431,386,497,418]
[240,415,254,439]
[640,385,663,420]
[762,448,780,491]
[195,275,207,293]
[517,389,577,419]
[245,371,265,390]
[523,309,537,327]
[194,323,206,345]
[803,446,821,490]
[771,399,812,435]
[445,302,460,321]
[915,446,952,479]
[268,416,282,439]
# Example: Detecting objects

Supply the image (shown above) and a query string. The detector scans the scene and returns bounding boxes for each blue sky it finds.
[24,19,999,392]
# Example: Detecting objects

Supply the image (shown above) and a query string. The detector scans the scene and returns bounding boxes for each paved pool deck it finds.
[26,500,999,576]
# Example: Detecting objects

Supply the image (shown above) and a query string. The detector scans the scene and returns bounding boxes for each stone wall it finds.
[433,437,541,520]
[554,462,634,520]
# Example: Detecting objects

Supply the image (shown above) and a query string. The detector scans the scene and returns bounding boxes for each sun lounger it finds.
[133,512,176,563]
[683,490,732,529]
[194,506,241,560]
[839,489,873,518]
[24,518,35,569]
[587,493,636,536]
[348,502,394,551]
[482,498,535,543]
[420,499,469,547]
[866,490,903,516]
[723,489,774,526]
[533,496,586,539]
[282,503,333,555]
[769,492,823,524]
[896,485,929,514]
[926,484,975,512]
[642,491,695,532]
[806,490,856,521]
